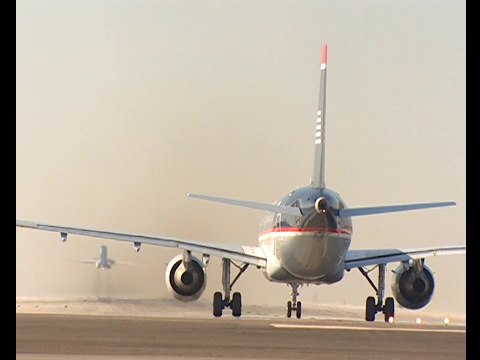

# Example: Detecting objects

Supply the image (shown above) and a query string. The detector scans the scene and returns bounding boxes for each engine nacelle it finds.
[165,253,206,302]
[391,262,435,310]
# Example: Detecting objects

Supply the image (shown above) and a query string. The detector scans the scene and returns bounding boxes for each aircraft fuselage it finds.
[258,186,352,284]
[96,245,112,269]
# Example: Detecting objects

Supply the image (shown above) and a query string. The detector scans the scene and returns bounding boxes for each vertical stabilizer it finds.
[100,245,107,264]
[311,44,328,189]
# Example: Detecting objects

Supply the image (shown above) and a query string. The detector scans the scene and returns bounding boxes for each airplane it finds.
[79,244,116,269]
[16,44,466,321]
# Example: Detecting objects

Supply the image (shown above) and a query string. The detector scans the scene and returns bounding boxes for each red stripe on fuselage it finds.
[258,226,351,238]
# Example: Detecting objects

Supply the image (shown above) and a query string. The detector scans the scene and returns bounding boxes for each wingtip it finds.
[321,44,327,65]
[442,201,456,206]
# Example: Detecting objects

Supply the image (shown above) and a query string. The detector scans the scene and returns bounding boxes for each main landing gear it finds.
[358,263,395,322]
[213,258,249,317]
[286,283,302,318]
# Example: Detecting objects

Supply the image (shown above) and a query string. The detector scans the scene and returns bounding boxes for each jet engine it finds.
[165,253,206,302]
[315,197,329,213]
[391,260,434,310]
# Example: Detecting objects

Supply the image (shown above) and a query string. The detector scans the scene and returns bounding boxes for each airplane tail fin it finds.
[311,44,328,189]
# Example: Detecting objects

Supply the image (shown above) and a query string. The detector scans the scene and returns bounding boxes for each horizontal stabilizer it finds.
[338,201,456,218]
[187,193,302,216]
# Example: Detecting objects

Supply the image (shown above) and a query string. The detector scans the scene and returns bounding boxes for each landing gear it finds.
[359,264,395,322]
[286,283,302,319]
[212,258,249,317]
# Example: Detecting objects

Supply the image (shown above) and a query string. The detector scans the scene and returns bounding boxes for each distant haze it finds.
[17,1,466,317]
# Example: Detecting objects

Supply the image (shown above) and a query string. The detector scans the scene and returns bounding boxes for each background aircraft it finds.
[16,44,465,322]
[79,245,116,270]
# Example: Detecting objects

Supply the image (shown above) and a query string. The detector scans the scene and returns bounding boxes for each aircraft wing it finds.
[344,245,466,270]
[109,260,136,266]
[16,219,267,268]
[79,259,97,264]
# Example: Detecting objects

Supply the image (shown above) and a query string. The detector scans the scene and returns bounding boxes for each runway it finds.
[16,300,466,360]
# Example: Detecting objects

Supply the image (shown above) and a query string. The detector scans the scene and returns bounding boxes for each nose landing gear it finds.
[286,283,302,318]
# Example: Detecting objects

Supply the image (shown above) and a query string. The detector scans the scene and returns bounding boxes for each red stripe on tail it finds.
[321,44,327,65]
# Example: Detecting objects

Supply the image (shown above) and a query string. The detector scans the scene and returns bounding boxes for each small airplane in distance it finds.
[16,44,466,322]
[80,245,116,270]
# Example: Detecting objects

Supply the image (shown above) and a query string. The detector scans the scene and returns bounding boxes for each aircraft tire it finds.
[365,296,376,322]
[287,301,292,318]
[213,291,223,317]
[231,292,242,317]
[296,301,302,319]
[383,297,395,322]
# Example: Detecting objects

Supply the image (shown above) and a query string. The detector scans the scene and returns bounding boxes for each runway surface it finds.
[16,299,466,360]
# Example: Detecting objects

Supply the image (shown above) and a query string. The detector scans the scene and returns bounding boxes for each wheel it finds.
[231,292,242,317]
[286,301,292,318]
[365,296,376,322]
[383,297,395,322]
[213,291,223,317]
[296,301,302,319]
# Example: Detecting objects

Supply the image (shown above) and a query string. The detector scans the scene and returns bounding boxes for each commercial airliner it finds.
[16,44,466,321]
[80,245,116,270]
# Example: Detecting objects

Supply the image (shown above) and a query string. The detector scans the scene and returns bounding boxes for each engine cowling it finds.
[165,254,206,302]
[391,262,434,310]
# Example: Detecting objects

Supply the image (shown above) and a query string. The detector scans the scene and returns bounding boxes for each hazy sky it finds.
[16,0,466,317]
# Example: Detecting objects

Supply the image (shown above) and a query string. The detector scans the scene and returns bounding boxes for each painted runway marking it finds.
[270,324,466,333]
